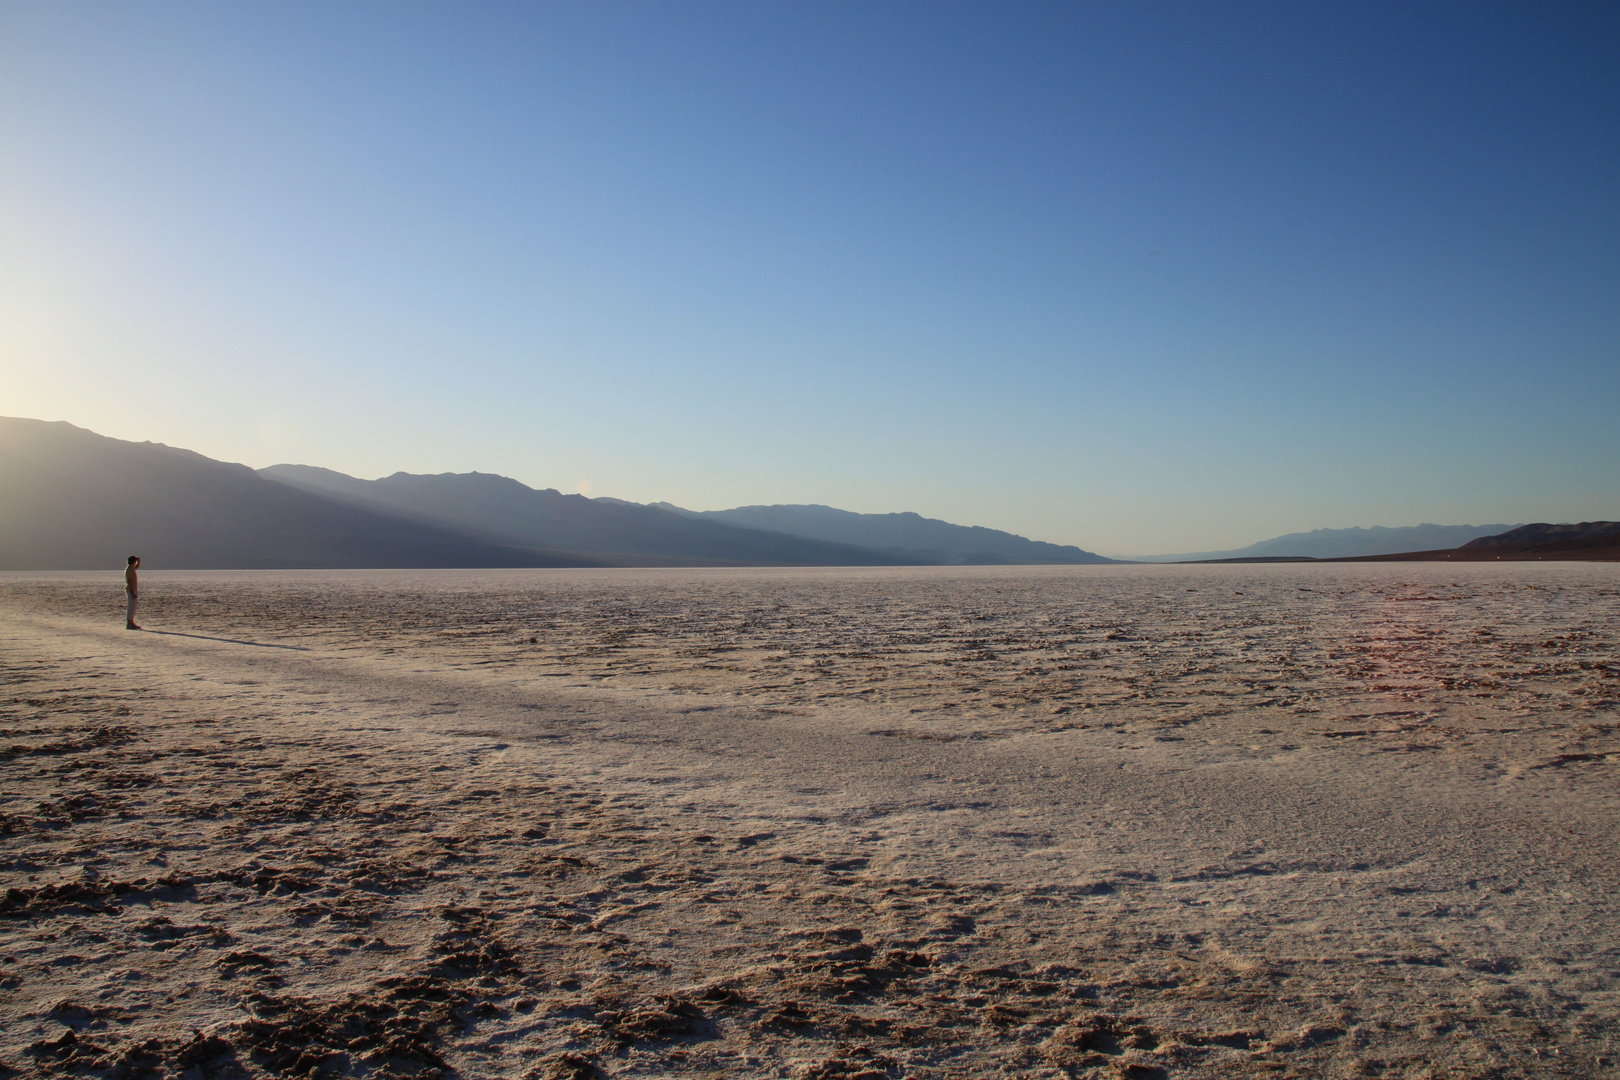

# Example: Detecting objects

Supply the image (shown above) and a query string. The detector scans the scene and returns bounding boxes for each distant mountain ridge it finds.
[646,502,1114,565]
[1462,522,1620,548]
[1132,523,1521,563]
[2,417,1117,570]
[259,465,920,567]
[0,419,945,569]
[16,416,1594,570]
[0,418,571,570]
[1341,522,1620,562]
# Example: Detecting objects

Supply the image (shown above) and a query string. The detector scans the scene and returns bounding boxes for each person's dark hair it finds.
[127,555,139,565]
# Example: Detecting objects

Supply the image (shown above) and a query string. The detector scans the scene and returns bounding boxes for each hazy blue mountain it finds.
[0,418,577,570]
[1130,523,1522,563]
[647,502,1115,565]
[259,465,921,567]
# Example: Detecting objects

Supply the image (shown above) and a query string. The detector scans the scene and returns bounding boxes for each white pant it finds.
[126,590,138,626]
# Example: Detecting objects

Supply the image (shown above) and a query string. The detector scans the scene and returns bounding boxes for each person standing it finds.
[125,555,142,630]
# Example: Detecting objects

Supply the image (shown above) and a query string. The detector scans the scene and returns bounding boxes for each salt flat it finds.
[1,564,1616,1078]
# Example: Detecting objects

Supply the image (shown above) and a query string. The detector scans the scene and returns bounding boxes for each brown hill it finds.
[1460,521,1620,548]
[1337,522,1620,562]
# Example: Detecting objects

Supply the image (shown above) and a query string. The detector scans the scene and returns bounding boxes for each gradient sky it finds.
[4,1,1617,556]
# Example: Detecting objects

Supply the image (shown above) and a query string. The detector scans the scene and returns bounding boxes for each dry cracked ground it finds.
[1,564,1617,1078]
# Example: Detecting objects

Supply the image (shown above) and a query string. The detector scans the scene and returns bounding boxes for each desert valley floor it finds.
[1,564,1617,1079]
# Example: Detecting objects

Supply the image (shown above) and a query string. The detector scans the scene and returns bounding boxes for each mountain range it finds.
[0,418,1111,570]
[1129,523,1522,562]
[0,418,569,570]
[5,417,1611,570]
[643,502,1110,565]
[259,464,931,568]
[1339,521,1620,562]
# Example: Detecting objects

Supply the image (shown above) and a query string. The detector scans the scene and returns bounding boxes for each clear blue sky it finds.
[4,1,1616,556]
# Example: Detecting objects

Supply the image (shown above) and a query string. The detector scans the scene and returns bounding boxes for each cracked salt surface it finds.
[1,563,1616,1077]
